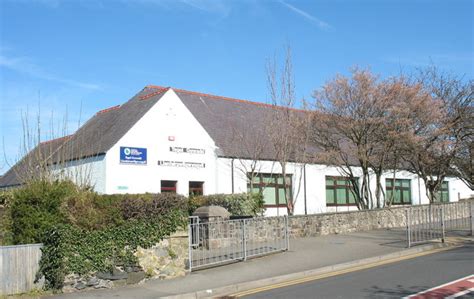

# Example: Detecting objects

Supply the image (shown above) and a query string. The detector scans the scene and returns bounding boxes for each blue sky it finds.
[0,0,473,174]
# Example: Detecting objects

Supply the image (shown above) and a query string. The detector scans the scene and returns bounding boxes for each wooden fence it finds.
[0,243,43,295]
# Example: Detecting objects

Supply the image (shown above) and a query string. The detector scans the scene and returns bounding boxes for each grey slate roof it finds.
[176,89,278,160]
[0,136,72,188]
[176,89,321,161]
[0,87,169,188]
[0,85,318,188]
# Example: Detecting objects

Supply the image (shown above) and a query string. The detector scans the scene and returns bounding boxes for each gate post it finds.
[440,207,445,243]
[188,219,193,271]
[284,215,290,251]
[470,201,474,236]
[242,219,247,261]
[406,209,411,248]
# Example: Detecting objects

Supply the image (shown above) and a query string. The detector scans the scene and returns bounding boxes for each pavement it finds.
[49,229,471,299]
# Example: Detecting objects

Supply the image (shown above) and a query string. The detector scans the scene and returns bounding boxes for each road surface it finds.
[241,242,474,298]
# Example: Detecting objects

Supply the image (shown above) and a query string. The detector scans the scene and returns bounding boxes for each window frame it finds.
[161,180,177,193]
[247,173,292,208]
[385,178,412,205]
[325,176,358,207]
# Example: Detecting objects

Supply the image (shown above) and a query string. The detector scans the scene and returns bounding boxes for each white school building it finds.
[1,86,472,216]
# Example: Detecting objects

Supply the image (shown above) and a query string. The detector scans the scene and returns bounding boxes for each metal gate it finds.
[188,216,289,271]
[406,201,473,248]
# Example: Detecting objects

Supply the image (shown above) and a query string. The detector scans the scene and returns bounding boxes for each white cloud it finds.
[279,0,332,30]
[0,54,101,90]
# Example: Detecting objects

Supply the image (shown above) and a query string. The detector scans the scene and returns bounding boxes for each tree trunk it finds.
[375,172,382,209]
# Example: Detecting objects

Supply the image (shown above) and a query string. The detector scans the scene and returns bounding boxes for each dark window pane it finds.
[336,188,347,204]
[337,179,347,185]
[161,180,177,193]
[326,189,335,204]
[348,190,356,204]
[263,176,274,184]
[402,190,411,203]
[326,177,334,186]
[189,181,204,196]
[263,187,277,205]
[278,188,288,204]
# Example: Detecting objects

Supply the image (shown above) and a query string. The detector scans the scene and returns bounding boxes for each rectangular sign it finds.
[158,160,205,168]
[170,146,205,155]
[120,146,147,165]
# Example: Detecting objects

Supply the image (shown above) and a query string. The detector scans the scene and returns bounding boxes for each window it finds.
[325,176,357,206]
[189,181,204,197]
[161,180,177,193]
[247,173,292,207]
[434,181,449,203]
[386,179,411,205]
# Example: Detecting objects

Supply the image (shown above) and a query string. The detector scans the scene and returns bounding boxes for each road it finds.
[240,242,474,299]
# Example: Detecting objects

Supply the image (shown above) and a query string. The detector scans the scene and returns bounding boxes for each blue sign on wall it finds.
[120,147,147,165]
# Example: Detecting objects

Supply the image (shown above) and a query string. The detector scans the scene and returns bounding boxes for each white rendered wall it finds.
[218,157,473,216]
[50,155,106,193]
[105,89,219,195]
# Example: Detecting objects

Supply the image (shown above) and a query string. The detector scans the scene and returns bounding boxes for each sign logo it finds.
[120,146,147,165]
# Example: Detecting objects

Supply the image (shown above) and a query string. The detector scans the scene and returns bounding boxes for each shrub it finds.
[189,193,265,216]
[61,193,125,231]
[8,179,80,244]
[0,189,13,205]
[39,210,186,289]
[120,193,188,220]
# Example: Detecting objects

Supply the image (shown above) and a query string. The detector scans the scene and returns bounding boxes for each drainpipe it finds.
[304,164,307,215]
[231,158,235,194]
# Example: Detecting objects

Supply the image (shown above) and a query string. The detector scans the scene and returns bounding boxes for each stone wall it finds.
[201,217,286,249]
[194,201,473,249]
[62,230,189,293]
[288,200,474,238]
[288,206,407,238]
[135,230,189,279]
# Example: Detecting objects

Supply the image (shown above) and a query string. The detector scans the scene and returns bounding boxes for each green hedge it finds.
[39,211,186,290]
[189,193,265,216]
[7,180,79,244]
[4,179,189,290]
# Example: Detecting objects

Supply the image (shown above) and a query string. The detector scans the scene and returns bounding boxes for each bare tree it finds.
[400,67,474,201]
[230,120,272,192]
[3,103,97,190]
[266,46,310,215]
[311,68,394,209]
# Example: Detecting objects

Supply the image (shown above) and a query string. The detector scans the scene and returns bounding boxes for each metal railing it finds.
[188,216,289,271]
[406,201,473,248]
[406,206,444,247]
[441,201,471,231]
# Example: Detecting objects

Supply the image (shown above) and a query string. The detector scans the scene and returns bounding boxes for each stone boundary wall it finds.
[288,200,473,238]
[63,230,189,293]
[202,217,286,249]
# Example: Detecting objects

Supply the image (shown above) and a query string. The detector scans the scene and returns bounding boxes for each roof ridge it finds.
[96,105,121,115]
[140,86,170,100]
[147,85,306,112]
